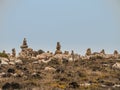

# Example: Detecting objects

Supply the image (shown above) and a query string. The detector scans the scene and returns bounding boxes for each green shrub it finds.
[0,52,8,58]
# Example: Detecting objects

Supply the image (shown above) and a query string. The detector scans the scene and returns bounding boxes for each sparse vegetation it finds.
[0,58,119,90]
[0,52,8,58]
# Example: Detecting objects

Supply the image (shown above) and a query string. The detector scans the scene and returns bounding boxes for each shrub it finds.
[7,68,15,74]
[69,82,79,89]
[37,49,45,54]
[48,58,60,66]
[0,52,8,58]
[2,82,21,90]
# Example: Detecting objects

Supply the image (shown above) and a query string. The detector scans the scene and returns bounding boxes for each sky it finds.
[0,0,120,55]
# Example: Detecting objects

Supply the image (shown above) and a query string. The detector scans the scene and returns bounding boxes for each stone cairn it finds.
[114,50,119,56]
[12,48,16,57]
[100,49,105,55]
[64,51,69,55]
[19,38,29,59]
[85,48,91,56]
[71,50,75,61]
[2,50,6,54]
[19,38,38,59]
[55,42,62,54]
[20,38,28,51]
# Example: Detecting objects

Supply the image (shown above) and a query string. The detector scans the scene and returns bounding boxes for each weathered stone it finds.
[112,62,120,69]
[15,59,23,64]
[44,67,56,71]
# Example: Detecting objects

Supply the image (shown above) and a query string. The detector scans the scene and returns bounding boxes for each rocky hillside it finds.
[0,57,120,90]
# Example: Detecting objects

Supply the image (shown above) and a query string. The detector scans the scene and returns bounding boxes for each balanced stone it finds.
[55,42,62,54]
[100,49,105,55]
[20,38,28,50]
[85,48,91,56]
[12,48,16,57]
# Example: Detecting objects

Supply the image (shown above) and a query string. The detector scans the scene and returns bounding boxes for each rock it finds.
[32,87,40,90]
[37,53,53,60]
[0,57,9,62]
[80,83,91,87]
[54,54,63,60]
[37,54,46,59]
[32,73,41,78]
[112,62,120,69]
[15,59,23,64]
[1,60,8,65]
[32,61,39,64]
[9,57,16,61]
[9,62,15,65]
[68,57,73,61]
[41,59,51,63]
[44,67,56,71]
[0,72,6,77]
[113,84,120,88]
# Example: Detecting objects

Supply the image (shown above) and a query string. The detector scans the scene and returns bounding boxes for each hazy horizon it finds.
[0,0,120,55]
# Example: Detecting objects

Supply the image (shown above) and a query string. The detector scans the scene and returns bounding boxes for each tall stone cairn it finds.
[55,42,62,54]
[12,48,16,57]
[20,38,28,51]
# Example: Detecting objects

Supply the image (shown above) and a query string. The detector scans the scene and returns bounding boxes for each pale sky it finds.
[0,0,120,55]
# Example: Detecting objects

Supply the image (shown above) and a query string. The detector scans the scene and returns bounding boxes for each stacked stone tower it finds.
[12,48,16,57]
[55,42,62,54]
[20,38,28,51]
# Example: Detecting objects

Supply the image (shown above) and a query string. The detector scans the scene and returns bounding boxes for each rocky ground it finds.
[0,57,120,90]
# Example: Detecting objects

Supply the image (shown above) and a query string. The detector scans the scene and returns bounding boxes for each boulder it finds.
[1,60,8,65]
[9,62,15,65]
[0,57,9,62]
[112,62,120,69]
[44,67,56,71]
[15,59,23,64]
[37,54,46,60]
[32,61,39,64]
[37,53,53,60]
